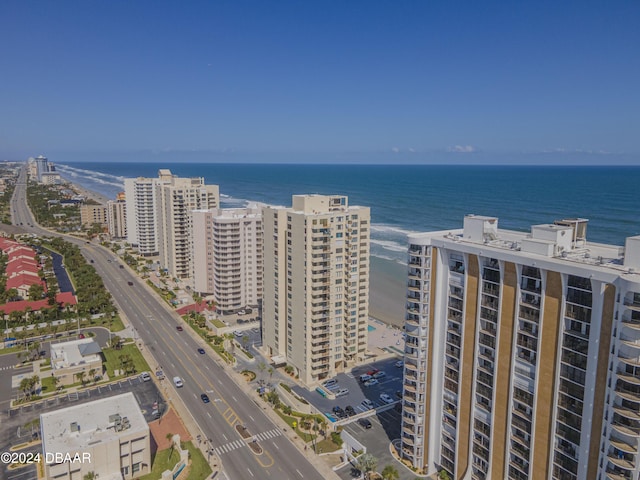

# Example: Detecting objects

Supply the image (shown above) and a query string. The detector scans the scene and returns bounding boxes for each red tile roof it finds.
[0,292,77,315]
[176,302,216,315]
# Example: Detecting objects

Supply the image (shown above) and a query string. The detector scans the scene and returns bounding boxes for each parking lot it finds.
[1,376,163,480]
[292,356,404,419]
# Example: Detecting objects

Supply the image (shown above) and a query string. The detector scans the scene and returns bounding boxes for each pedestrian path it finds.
[213,428,282,456]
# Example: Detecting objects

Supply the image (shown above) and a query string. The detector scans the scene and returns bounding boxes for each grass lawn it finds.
[274,409,319,442]
[108,315,125,332]
[184,441,212,479]
[315,438,342,453]
[136,441,210,480]
[40,376,57,393]
[212,319,225,328]
[102,343,150,378]
[136,447,180,480]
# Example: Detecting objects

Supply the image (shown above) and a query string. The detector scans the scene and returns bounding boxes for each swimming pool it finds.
[368,325,376,332]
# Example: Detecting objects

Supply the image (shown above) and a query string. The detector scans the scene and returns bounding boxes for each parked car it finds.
[366,369,379,376]
[359,374,372,383]
[395,390,403,399]
[394,360,404,368]
[332,406,345,418]
[361,399,375,410]
[335,388,349,397]
[373,371,386,379]
[201,393,210,403]
[364,379,379,387]
[380,393,394,404]
[345,405,356,416]
[358,418,372,429]
[139,372,151,382]
[233,330,244,337]
[173,376,184,388]
[323,379,338,388]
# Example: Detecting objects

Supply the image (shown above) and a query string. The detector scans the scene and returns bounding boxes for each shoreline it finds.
[63,177,409,328]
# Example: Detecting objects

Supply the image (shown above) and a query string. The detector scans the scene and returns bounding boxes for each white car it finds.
[360,399,375,410]
[373,371,386,379]
[394,360,404,368]
[364,378,379,387]
[139,372,151,382]
[234,330,244,337]
[380,393,394,404]
[173,376,184,388]
[335,388,349,397]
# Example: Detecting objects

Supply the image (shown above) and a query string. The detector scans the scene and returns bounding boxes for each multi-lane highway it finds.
[9,165,328,480]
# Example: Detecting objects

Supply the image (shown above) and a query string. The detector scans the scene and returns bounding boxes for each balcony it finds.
[609,437,638,454]
[612,421,640,437]
[618,372,640,386]
[606,468,632,480]
[607,452,635,471]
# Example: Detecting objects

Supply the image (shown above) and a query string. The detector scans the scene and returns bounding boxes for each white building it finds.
[124,175,161,256]
[50,338,103,385]
[156,173,219,279]
[400,215,640,480]
[262,195,370,386]
[191,205,263,312]
[41,392,151,480]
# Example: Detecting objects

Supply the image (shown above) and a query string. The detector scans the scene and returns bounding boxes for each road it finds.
[9,165,326,480]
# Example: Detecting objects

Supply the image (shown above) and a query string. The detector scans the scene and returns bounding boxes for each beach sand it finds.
[369,256,407,329]
[66,180,111,205]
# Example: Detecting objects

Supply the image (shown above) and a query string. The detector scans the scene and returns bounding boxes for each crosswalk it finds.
[213,428,282,456]
[0,365,16,371]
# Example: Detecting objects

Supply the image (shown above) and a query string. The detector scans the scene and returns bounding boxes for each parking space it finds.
[1,377,164,480]
[336,406,414,480]
[292,356,404,420]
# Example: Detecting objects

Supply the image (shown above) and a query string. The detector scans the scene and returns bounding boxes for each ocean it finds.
[55,162,640,265]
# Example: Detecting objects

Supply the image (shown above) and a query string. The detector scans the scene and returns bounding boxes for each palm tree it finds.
[381,465,399,480]
[257,362,266,383]
[88,368,96,384]
[83,471,96,480]
[355,453,378,480]
[166,433,175,458]
[19,377,30,401]
[268,367,274,384]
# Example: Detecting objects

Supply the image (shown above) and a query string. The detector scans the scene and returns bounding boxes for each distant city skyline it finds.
[1,1,639,164]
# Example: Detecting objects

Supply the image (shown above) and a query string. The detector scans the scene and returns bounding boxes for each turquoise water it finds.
[368,325,376,332]
[55,163,640,263]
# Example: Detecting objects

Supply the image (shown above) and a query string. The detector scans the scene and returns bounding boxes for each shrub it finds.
[330,431,343,446]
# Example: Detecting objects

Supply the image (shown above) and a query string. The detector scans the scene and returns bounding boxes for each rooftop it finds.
[41,392,148,455]
[408,215,640,278]
[50,338,102,371]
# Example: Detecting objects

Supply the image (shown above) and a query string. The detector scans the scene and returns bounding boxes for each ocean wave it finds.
[370,224,419,237]
[57,164,125,182]
[370,238,407,253]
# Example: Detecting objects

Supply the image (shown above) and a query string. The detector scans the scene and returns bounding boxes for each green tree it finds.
[438,470,452,480]
[355,453,378,480]
[381,465,399,480]
[83,471,96,480]
[28,284,44,301]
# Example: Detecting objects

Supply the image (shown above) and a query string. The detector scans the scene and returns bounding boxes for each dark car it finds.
[358,418,372,429]
[197,348,205,354]
[127,281,133,286]
[345,405,356,416]
[201,394,210,403]
[90,259,94,263]
[332,406,345,418]
[395,390,403,399]
[176,326,183,332]
[119,265,124,269]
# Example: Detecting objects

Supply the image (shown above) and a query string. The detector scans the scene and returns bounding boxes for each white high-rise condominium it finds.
[400,214,640,480]
[191,206,263,312]
[262,194,370,386]
[155,172,219,279]
[107,193,127,239]
[124,169,219,273]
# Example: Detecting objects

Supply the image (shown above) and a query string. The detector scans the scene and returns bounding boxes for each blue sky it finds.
[1,1,639,164]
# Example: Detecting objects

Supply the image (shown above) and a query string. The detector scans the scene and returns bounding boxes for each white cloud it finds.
[391,147,400,153]
[448,145,476,153]
[408,148,415,153]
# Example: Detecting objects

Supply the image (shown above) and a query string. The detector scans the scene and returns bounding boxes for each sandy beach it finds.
[369,256,407,328]
[66,180,112,205]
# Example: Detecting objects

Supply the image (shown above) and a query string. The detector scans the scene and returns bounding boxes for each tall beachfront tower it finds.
[155,171,219,279]
[262,195,370,386]
[400,214,640,480]
[124,169,219,271]
[191,206,263,312]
